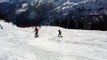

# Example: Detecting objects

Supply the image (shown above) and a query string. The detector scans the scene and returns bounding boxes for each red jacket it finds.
[35,28,39,32]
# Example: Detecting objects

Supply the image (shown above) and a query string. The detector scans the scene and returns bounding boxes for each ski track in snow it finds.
[0,21,107,60]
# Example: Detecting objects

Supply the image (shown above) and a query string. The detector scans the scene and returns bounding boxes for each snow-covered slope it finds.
[0,20,107,60]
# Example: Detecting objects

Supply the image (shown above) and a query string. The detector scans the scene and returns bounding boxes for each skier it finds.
[0,25,3,29]
[34,27,39,37]
[58,30,62,38]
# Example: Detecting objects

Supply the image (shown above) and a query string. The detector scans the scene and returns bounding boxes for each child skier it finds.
[58,30,62,38]
[34,27,39,37]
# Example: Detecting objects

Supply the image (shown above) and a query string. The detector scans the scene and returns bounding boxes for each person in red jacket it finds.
[34,27,39,37]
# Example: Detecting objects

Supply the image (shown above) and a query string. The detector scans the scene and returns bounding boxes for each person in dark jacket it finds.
[58,30,62,38]
[0,25,3,29]
[34,27,39,37]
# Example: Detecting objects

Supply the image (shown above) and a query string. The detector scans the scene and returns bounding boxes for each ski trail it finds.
[1,21,107,60]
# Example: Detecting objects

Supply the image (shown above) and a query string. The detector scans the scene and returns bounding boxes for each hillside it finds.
[0,21,107,60]
[0,0,107,30]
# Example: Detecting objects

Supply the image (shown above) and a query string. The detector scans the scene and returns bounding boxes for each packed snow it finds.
[0,21,107,60]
